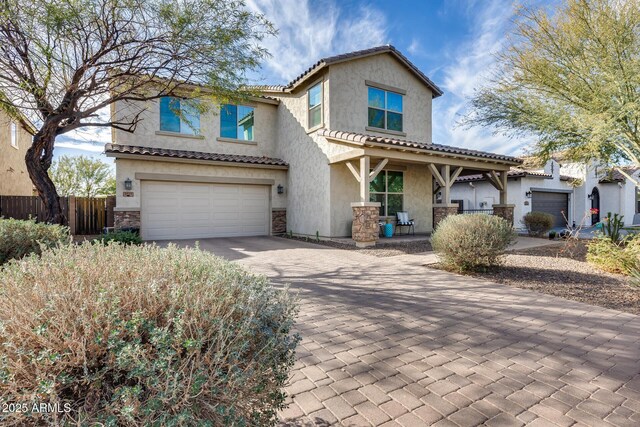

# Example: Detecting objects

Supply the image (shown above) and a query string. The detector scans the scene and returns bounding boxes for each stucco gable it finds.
[250,45,443,97]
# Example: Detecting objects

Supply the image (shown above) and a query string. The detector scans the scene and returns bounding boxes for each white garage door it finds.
[141,181,270,240]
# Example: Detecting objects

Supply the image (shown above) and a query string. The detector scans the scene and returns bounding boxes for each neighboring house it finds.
[451,159,640,229]
[0,109,34,196]
[562,163,640,226]
[106,45,521,245]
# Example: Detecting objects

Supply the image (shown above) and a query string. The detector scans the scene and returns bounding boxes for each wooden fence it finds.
[0,195,115,235]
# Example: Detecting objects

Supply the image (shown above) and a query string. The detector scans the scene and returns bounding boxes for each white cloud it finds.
[53,107,113,155]
[246,0,388,83]
[434,0,533,156]
[407,38,421,56]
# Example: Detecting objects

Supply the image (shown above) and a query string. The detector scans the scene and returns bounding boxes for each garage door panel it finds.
[531,191,568,227]
[141,181,270,240]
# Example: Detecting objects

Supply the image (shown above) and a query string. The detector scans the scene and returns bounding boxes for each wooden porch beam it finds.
[345,161,361,183]
[369,158,389,182]
[450,166,464,184]
[428,163,446,187]
[484,171,504,191]
[359,156,371,202]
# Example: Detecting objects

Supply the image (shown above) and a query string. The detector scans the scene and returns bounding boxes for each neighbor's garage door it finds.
[141,181,269,240]
[531,191,568,227]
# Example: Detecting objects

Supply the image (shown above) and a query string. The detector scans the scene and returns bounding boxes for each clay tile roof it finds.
[104,143,288,167]
[319,129,522,164]
[455,169,551,183]
[599,166,640,183]
[252,45,444,97]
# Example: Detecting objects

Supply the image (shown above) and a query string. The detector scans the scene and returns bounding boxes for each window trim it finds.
[10,122,18,149]
[367,85,404,132]
[370,170,404,218]
[159,97,201,136]
[220,103,256,142]
[307,79,324,131]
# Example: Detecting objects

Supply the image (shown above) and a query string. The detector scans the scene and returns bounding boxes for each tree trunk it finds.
[25,123,66,225]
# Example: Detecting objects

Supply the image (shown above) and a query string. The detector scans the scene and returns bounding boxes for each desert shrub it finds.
[586,236,628,274]
[0,243,299,426]
[0,218,69,264]
[587,234,640,278]
[94,230,142,246]
[432,214,516,272]
[522,211,554,237]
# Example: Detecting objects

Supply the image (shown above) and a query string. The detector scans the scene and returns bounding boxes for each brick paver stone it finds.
[194,237,640,427]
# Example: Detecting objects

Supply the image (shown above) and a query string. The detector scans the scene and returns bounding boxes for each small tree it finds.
[0,0,273,223]
[49,155,114,197]
[466,0,640,183]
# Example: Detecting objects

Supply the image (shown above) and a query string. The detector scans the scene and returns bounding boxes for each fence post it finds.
[68,196,77,235]
[106,196,116,228]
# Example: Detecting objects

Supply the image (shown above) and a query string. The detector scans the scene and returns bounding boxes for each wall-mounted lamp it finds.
[587,193,593,200]
[525,191,532,198]
[124,177,133,191]
[277,184,284,194]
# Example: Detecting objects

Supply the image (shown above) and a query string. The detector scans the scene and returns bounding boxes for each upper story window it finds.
[308,82,322,129]
[369,170,404,217]
[367,87,403,132]
[221,104,254,141]
[10,122,17,148]
[159,97,200,135]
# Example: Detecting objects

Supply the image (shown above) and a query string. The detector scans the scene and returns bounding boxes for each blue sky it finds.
[56,0,544,164]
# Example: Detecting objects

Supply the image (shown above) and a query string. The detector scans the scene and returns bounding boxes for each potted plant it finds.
[548,230,556,240]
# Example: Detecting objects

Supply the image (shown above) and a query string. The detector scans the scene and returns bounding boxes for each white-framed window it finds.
[369,170,404,217]
[10,122,17,148]
[367,87,403,132]
[308,82,322,129]
[159,97,200,135]
[220,104,255,141]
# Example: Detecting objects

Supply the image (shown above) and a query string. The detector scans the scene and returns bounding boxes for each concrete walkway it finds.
[174,237,640,426]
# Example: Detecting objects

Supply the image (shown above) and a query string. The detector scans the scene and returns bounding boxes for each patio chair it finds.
[395,211,415,235]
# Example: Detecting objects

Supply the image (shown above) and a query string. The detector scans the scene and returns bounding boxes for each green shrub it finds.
[432,214,516,272]
[602,212,624,242]
[95,230,142,246]
[0,243,299,426]
[586,236,628,274]
[522,211,554,237]
[0,218,69,264]
[587,234,640,278]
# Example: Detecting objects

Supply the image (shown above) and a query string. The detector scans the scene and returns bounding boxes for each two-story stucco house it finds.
[0,109,34,196]
[107,45,522,246]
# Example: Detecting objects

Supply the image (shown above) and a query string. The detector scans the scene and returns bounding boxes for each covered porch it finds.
[322,130,521,247]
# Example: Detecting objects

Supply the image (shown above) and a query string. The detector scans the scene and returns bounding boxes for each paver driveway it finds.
[177,237,640,426]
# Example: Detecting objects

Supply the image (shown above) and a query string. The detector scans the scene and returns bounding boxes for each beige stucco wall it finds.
[114,158,287,211]
[273,71,355,237]
[112,98,279,158]
[328,54,434,143]
[0,112,33,196]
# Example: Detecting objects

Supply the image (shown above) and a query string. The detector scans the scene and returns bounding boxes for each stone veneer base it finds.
[272,208,287,234]
[433,204,459,229]
[351,202,380,246]
[114,210,141,230]
[492,204,515,226]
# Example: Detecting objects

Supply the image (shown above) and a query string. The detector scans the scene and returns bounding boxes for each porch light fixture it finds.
[525,191,532,198]
[124,177,133,191]
[587,193,594,200]
[277,184,284,194]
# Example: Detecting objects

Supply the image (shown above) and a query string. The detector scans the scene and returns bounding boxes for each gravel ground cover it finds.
[279,235,432,257]
[468,240,640,315]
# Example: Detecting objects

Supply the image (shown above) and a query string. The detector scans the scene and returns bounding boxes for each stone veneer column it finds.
[492,204,515,226]
[271,208,286,234]
[351,202,380,248]
[114,209,141,231]
[433,203,459,229]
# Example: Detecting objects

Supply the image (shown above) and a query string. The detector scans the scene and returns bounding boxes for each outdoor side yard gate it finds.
[0,195,115,235]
